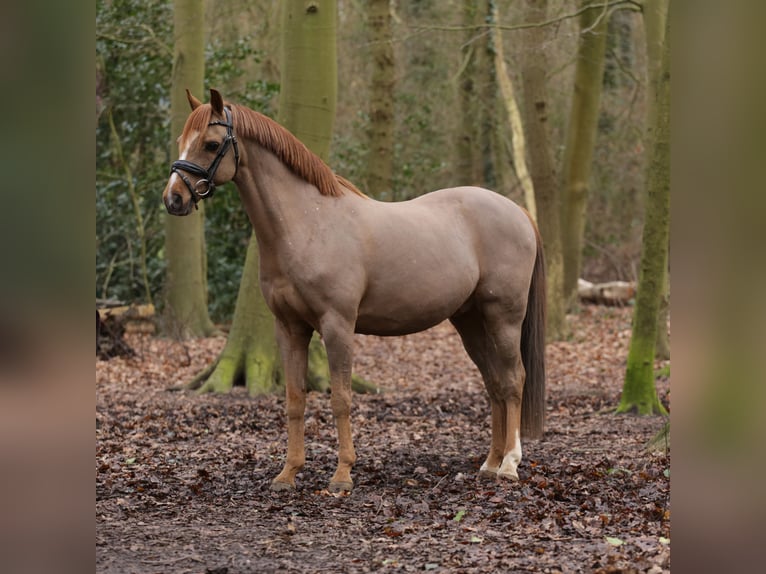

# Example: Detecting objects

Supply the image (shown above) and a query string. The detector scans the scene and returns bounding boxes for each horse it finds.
[163,89,546,493]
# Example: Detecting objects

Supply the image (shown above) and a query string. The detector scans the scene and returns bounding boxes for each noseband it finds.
[170,107,240,209]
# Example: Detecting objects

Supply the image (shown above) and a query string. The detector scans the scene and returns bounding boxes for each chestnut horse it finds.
[163,89,546,492]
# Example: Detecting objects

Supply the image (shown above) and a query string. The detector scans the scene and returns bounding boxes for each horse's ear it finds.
[186,89,202,110]
[210,89,224,114]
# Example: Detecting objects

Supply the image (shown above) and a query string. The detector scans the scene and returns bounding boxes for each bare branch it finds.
[409,0,642,34]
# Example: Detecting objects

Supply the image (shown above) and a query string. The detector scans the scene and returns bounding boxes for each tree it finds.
[366,0,395,199]
[163,0,217,338]
[617,7,669,416]
[643,0,670,360]
[560,0,610,309]
[96,0,173,309]
[491,0,535,219]
[518,0,566,340]
[189,0,373,395]
[455,0,481,186]
[454,1,508,193]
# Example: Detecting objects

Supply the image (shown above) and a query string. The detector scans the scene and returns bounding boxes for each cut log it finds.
[97,310,135,360]
[578,279,636,306]
[97,303,156,334]
[96,303,156,359]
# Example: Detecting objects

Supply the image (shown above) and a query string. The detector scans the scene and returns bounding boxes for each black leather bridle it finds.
[170,107,240,209]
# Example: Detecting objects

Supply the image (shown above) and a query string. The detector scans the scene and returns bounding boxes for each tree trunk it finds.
[163,0,216,338]
[279,0,337,156]
[492,1,535,219]
[186,0,372,396]
[476,0,497,189]
[560,0,610,309]
[366,0,395,199]
[643,0,670,360]
[617,10,670,416]
[455,0,480,186]
[519,0,566,340]
[188,235,281,394]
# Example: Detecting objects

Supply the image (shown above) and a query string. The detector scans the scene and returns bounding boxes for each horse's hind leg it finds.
[451,304,526,481]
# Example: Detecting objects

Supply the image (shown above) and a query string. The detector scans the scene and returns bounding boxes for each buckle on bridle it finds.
[194,179,213,198]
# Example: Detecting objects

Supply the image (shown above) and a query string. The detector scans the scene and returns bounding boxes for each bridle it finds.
[170,107,240,209]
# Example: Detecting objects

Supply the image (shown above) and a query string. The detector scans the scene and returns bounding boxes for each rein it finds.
[170,107,240,209]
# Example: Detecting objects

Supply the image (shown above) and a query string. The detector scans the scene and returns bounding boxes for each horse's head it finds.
[163,89,240,215]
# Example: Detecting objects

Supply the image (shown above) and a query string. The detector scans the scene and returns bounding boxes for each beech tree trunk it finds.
[618,9,670,415]
[519,0,566,340]
[189,236,281,394]
[491,0,535,219]
[187,0,374,396]
[163,0,216,338]
[366,0,395,199]
[455,0,480,186]
[643,0,670,360]
[560,0,609,309]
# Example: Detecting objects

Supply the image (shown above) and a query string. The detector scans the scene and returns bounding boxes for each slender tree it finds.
[455,0,481,186]
[617,7,669,415]
[163,0,217,338]
[519,0,566,340]
[560,0,610,308]
[475,0,498,189]
[454,0,499,191]
[366,0,395,199]
[491,0,535,218]
[643,0,670,360]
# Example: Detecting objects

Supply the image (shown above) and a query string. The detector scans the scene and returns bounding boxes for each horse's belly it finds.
[355,278,475,336]
[354,311,448,337]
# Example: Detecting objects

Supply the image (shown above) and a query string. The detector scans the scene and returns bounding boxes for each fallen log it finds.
[97,303,156,334]
[96,303,156,359]
[97,310,134,360]
[578,279,635,306]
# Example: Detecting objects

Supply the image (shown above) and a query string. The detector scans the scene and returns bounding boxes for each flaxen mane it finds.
[180,103,366,198]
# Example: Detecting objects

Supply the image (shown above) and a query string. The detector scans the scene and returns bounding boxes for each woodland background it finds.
[96,0,651,323]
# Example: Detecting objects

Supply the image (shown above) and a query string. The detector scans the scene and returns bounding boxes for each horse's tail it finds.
[520,212,546,439]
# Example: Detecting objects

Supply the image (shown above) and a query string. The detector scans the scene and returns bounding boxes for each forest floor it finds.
[96,304,670,574]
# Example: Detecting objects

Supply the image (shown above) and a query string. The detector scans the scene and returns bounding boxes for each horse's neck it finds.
[234,145,326,250]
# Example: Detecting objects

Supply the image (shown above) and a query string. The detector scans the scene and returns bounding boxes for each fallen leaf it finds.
[605,536,624,547]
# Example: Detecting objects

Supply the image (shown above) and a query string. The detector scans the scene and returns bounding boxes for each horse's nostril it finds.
[165,192,186,214]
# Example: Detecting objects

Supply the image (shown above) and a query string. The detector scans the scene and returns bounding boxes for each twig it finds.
[106,108,154,307]
[138,554,204,565]
[408,1,641,34]
[431,474,449,491]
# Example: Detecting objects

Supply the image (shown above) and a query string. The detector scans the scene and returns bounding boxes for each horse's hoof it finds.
[270,480,296,491]
[478,463,499,479]
[497,470,519,481]
[328,480,353,493]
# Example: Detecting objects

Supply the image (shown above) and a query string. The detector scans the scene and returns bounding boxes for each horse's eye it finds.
[204,141,220,152]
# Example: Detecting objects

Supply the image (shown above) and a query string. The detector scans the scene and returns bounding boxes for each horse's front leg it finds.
[320,314,357,492]
[271,320,312,491]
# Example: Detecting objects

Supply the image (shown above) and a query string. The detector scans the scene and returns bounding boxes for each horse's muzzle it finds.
[164,192,193,216]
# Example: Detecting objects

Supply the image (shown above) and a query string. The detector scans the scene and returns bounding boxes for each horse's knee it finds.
[485,377,523,405]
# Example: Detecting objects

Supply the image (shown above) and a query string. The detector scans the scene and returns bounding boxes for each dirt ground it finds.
[96,305,670,573]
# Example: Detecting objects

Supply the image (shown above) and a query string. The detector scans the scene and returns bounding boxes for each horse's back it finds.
[413,186,537,264]
[352,186,537,336]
